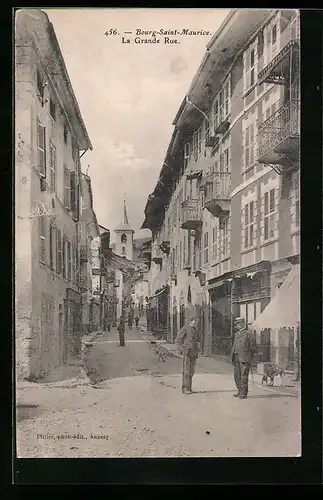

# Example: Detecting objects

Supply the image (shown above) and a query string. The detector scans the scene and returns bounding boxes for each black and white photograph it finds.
[15,8,301,460]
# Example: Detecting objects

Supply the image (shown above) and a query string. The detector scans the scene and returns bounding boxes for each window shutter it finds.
[243,51,247,95]
[274,187,280,235]
[39,215,46,264]
[64,166,71,210]
[37,121,46,177]
[50,143,57,191]
[62,237,67,278]
[260,195,264,243]
[70,171,77,214]
[241,206,245,249]
[56,229,62,273]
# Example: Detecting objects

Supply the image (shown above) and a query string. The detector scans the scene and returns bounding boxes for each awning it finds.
[252,265,300,330]
[151,285,169,299]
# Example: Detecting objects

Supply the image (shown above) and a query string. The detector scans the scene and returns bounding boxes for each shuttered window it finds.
[49,142,57,192]
[212,226,218,260]
[264,188,276,240]
[192,132,198,161]
[39,216,46,264]
[72,244,77,283]
[56,229,62,273]
[70,171,77,215]
[67,240,72,281]
[37,120,46,177]
[197,127,202,154]
[203,231,209,265]
[184,142,190,169]
[205,118,210,145]
[49,222,56,270]
[62,236,67,279]
[64,165,71,209]
[221,217,230,256]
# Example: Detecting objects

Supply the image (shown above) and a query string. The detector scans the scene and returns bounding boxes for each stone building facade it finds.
[15,9,92,380]
[142,9,300,368]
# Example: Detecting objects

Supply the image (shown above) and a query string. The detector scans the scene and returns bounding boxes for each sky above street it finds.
[44,8,230,241]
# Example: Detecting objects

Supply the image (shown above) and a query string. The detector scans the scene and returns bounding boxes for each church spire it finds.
[115,196,134,233]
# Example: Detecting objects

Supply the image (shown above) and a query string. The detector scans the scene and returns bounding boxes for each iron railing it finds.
[203,172,231,204]
[258,100,300,160]
[181,198,202,224]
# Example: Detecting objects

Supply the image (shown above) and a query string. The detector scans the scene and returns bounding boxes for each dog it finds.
[261,364,285,387]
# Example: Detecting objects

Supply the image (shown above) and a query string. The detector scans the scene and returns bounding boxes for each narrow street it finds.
[17,324,301,458]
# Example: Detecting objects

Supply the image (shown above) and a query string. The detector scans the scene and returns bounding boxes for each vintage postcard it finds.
[15,8,301,460]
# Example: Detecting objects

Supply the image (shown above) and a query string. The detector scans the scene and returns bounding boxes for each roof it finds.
[252,265,300,330]
[115,200,134,232]
[16,9,92,151]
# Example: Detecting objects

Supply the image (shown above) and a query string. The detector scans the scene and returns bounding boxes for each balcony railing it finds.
[258,17,300,85]
[203,172,231,218]
[181,199,202,231]
[258,100,300,166]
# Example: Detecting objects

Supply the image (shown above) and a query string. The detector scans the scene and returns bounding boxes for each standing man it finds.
[176,313,200,394]
[231,317,257,399]
[135,316,139,328]
[117,314,126,347]
[128,311,133,330]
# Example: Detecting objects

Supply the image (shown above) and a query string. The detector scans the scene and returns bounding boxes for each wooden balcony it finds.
[258,100,300,172]
[203,172,231,218]
[181,199,202,231]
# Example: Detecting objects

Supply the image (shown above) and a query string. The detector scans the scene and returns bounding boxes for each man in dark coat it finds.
[117,315,126,346]
[231,317,257,399]
[176,313,200,394]
[128,312,133,330]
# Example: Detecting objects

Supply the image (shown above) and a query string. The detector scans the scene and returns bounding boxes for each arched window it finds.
[121,234,127,244]
[121,246,126,255]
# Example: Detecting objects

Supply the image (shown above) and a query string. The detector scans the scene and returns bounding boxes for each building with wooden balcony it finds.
[142,10,300,372]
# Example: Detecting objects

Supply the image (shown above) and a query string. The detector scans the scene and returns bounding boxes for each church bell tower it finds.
[114,198,134,261]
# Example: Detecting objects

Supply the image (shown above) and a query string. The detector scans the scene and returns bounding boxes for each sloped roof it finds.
[252,265,300,330]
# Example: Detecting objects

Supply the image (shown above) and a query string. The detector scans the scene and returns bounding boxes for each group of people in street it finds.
[117,311,140,347]
[176,311,257,398]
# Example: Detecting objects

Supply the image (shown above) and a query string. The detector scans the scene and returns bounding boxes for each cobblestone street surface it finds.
[16,326,301,458]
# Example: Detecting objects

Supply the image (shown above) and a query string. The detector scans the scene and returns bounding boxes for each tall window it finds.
[64,165,71,209]
[197,127,202,154]
[264,189,275,240]
[205,118,210,144]
[39,216,46,264]
[72,245,77,283]
[62,236,67,279]
[49,222,56,270]
[56,229,62,273]
[244,201,254,249]
[184,142,190,169]
[243,122,256,170]
[212,226,218,260]
[224,81,230,116]
[213,99,219,131]
[49,142,56,192]
[37,120,46,177]
[244,41,257,93]
[50,98,56,120]
[179,240,182,270]
[183,234,186,265]
[192,131,198,160]
[203,231,209,265]
[219,89,224,122]
[67,240,72,281]
[222,217,229,256]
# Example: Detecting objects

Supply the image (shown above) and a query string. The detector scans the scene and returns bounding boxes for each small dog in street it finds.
[262,364,285,387]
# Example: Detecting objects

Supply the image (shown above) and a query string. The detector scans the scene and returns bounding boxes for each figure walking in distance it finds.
[176,312,200,394]
[117,315,126,347]
[128,312,133,330]
[231,317,257,399]
[135,316,139,328]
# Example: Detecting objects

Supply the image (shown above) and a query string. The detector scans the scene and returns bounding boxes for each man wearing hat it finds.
[176,310,200,394]
[231,317,257,399]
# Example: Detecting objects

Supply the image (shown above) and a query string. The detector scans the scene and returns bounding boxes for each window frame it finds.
[49,142,57,192]
[39,215,46,264]
[244,201,255,249]
[49,97,56,120]
[56,228,63,274]
[184,142,190,169]
[64,165,71,210]
[203,231,209,265]
[37,119,46,178]
[264,188,276,241]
